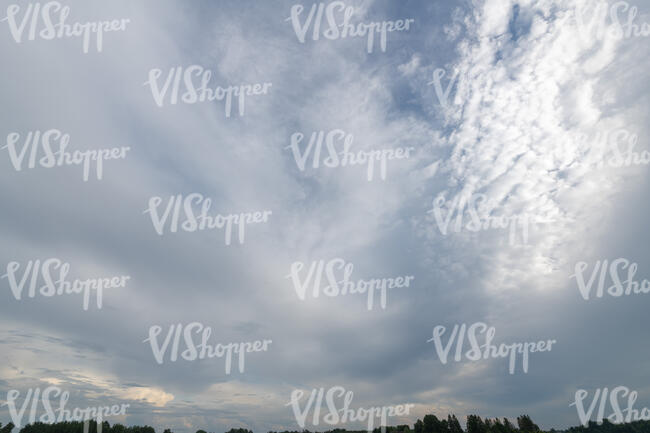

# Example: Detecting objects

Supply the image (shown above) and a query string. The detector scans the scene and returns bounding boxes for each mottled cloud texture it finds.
[1,0,649,432]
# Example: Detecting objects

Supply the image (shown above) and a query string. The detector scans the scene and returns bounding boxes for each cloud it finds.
[1,0,649,432]
[117,388,175,408]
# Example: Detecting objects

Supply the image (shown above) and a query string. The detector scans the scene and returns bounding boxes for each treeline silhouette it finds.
[3,415,650,433]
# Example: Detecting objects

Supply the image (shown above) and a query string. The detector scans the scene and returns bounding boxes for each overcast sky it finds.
[1,0,650,432]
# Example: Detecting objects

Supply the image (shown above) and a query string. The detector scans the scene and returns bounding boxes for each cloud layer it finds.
[1,0,649,432]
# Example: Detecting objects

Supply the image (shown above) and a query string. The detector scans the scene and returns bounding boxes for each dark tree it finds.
[467,415,488,433]
[517,416,539,433]
[414,420,424,433]
[447,415,462,433]
[225,429,253,433]
[423,415,445,433]
[503,419,516,433]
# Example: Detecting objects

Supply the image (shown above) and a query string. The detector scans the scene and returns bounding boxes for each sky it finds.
[1,0,650,432]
